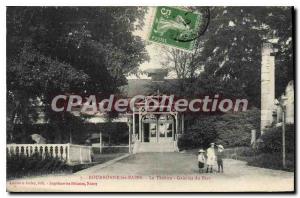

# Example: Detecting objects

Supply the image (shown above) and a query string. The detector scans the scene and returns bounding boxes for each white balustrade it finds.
[6,144,92,165]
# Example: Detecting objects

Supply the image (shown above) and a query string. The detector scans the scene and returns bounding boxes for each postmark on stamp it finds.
[148,6,209,51]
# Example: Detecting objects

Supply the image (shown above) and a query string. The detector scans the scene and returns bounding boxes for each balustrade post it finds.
[42,146,45,159]
[55,146,58,158]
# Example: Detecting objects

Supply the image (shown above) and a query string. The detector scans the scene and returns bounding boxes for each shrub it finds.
[215,108,260,147]
[178,116,218,150]
[247,152,294,172]
[259,124,295,154]
[7,153,72,179]
[178,108,260,150]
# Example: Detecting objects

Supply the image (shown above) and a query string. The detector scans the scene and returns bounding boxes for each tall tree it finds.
[7,7,149,143]
[161,7,293,107]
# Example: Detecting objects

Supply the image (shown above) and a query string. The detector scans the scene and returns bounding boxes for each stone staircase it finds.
[133,141,179,153]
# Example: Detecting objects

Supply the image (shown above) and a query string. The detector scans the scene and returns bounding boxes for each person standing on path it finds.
[216,145,224,173]
[206,143,216,173]
[198,149,206,173]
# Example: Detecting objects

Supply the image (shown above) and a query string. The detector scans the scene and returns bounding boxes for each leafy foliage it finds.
[215,108,260,147]
[222,147,294,171]
[221,124,295,171]
[247,153,294,172]
[7,7,149,143]
[178,108,260,150]
[162,7,293,107]
[259,124,295,154]
[178,116,218,150]
[7,153,71,179]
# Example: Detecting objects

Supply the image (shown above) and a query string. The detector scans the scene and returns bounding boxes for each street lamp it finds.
[275,96,288,169]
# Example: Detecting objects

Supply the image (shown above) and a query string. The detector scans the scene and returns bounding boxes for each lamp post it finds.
[275,96,288,169]
[282,107,286,169]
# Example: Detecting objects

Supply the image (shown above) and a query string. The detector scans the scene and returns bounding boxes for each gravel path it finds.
[7,152,294,192]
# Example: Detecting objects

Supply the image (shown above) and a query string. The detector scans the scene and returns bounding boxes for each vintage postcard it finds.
[6,6,295,192]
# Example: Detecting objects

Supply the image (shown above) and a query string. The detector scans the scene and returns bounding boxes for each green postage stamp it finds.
[148,6,204,51]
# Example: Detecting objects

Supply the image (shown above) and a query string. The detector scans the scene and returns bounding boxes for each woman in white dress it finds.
[206,143,216,173]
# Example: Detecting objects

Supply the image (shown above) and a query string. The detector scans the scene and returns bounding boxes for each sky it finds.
[127,7,176,79]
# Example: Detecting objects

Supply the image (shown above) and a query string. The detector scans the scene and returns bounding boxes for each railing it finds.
[6,144,92,165]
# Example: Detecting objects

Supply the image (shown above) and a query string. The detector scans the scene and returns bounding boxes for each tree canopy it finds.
[161,7,293,107]
[7,7,149,142]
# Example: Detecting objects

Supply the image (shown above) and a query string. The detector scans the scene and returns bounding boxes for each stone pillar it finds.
[251,129,256,149]
[261,43,276,133]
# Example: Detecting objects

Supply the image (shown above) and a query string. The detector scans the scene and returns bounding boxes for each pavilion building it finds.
[125,68,184,153]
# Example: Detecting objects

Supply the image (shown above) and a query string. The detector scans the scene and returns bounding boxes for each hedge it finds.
[7,153,72,179]
[259,124,295,154]
[178,108,260,150]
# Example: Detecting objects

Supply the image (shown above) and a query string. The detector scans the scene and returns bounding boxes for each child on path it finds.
[206,143,216,173]
[198,149,206,173]
[216,144,224,173]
